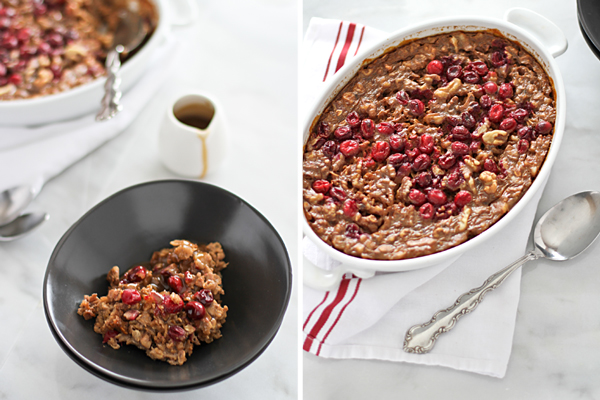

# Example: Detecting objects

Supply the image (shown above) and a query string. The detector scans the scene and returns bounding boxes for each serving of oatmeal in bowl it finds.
[302,11,566,288]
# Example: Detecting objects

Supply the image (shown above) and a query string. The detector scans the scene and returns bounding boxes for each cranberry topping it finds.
[462,71,479,84]
[345,223,361,239]
[518,139,529,154]
[376,122,394,135]
[103,330,118,344]
[480,95,492,109]
[517,126,534,140]
[396,90,410,105]
[322,140,338,158]
[483,81,497,95]
[124,310,140,321]
[426,59,444,75]
[419,203,434,219]
[408,99,425,115]
[409,189,427,206]
[462,112,476,129]
[371,141,391,162]
[318,122,330,138]
[334,126,352,140]
[512,108,529,123]
[469,60,488,76]
[361,119,375,138]
[168,325,187,341]
[127,265,147,283]
[446,65,462,80]
[438,152,457,169]
[194,289,214,305]
[389,134,406,152]
[454,190,472,207]
[499,117,517,132]
[418,134,434,154]
[185,301,206,320]
[498,83,513,99]
[536,120,553,134]
[312,180,331,194]
[415,172,432,188]
[121,289,141,305]
[490,51,507,67]
[451,125,470,141]
[340,140,360,157]
[445,170,464,191]
[427,189,447,206]
[488,104,504,123]
[163,296,184,314]
[483,159,499,173]
[346,111,360,127]
[168,275,184,293]
[388,153,406,167]
[343,199,358,217]
[413,154,431,171]
[330,187,347,202]
[451,141,469,156]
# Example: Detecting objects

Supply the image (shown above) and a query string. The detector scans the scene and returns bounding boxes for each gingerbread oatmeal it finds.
[303,31,556,260]
[0,0,157,100]
[78,240,228,366]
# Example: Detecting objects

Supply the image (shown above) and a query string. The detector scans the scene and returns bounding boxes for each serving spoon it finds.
[0,178,45,226]
[0,212,48,242]
[96,4,147,121]
[404,191,600,354]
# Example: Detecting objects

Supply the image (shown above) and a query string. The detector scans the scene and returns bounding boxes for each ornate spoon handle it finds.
[403,250,540,354]
[96,46,124,121]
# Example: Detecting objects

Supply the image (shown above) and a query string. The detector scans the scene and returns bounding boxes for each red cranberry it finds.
[512,108,529,123]
[388,152,406,167]
[469,141,481,154]
[184,270,194,284]
[194,289,214,305]
[168,325,187,341]
[397,162,412,178]
[346,111,360,127]
[483,158,499,173]
[123,310,140,321]
[330,187,347,202]
[419,203,435,219]
[168,275,184,294]
[33,3,48,15]
[451,125,470,141]
[462,71,479,84]
[408,99,425,116]
[312,180,331,194]
[334,126,352,140]
[536,120,553,134]
[418,134,434,154]
[446,170,464,191]
[409,189,427,206]
[0,63,5,76]
[16,28,30,43]
[518,139,529,153]
[395,90,409,105]
[427,189,447,206]
[318,122,330,138]
[462,112,476,129]
[415,172,432,188]
[438,152,457,169]
[376,122,394,135]
[389,134,405,152]
[121,289,141,305]
[102,330,118,344]
[446,115,461,126]
[343,199,358,217]
[498,83,513,99]
[127,265,147,283]
[47,33,63,47]
[488,104,504,123]
[482,81,497,94]
[405,148,420,162]
[490,51,507,67]
[480,95,492,109]
[426,59,444,75]
[360,119,375,138]
[454,191,472,207]
[2,35,18,49]
[499,117,517,132]
[517,126,534,140]
[163,296,184,313]
[345,223,361,239]
[451,141,469,156]
[322,140,338,158]
[184,301,206,320]
[340,140,360,157]
[412,154,431,171]
[446,65,462,80]
[470,60,488,76]
[435,202,458,219]
[371,141,391,162]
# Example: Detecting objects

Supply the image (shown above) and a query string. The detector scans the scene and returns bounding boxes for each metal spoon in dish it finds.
[404,191,600,354]
[0,212,48,242]
[95,5,148,121]
[0,178,45,226]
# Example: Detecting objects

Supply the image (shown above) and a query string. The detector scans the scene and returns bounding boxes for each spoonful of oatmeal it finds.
[403,191,600,354]
[95,2,148,121]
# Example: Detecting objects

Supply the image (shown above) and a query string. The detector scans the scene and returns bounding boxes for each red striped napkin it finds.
[301,17,548,378]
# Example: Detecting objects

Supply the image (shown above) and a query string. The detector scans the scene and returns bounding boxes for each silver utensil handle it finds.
[403,251,539,354]
[96,46,123,121]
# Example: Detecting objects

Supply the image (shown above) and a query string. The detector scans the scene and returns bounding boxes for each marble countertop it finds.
[302,0,600,399]
[0,0,298,398]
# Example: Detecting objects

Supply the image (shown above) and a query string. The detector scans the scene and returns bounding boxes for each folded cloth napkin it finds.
[301,17,548,378]
[0,33,179,194]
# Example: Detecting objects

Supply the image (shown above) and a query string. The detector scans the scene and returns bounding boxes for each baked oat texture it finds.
[77,240,228,366]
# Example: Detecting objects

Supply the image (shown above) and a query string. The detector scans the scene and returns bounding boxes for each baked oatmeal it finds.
[78,240,228,366]
[303,30,556,260]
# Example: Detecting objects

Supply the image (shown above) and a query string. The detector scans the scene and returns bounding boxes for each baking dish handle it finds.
[505,8,568,58]
[168,0,199,26]
[303,255,375,291]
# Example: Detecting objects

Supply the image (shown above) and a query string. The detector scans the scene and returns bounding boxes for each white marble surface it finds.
[303,0,600,399]
[0,0,298,398]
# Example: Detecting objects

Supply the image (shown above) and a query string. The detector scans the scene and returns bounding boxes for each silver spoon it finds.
[95,5,147,121]
[0,212,48,242]
[404,191,600,354]
[0,178,45,226]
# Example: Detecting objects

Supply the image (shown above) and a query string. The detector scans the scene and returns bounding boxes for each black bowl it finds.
[578,0,600,59]
[42,180,292,391]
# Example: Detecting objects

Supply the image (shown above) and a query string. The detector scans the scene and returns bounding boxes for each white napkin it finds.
[0,33,179,194]
[301,17,548,378]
